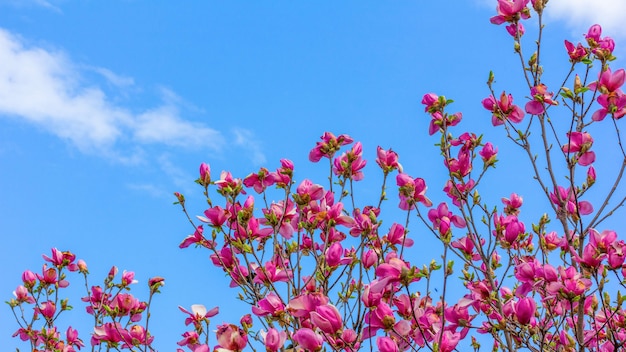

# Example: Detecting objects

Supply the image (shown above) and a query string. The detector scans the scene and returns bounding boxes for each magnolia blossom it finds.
[482,92,525,125]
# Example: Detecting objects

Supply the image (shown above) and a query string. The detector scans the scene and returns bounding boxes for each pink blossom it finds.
[288,292,329,318]
[262,328,287,352]
[590,68,626,121]
[214,171,245,197]
[309,132,353,162]
[564,40,587,62]
[21,270,36,287]
[293,328,323,351]
[376,146,402,173]
[179,225,214,249]
[514,296,536,325]
[490,0,530,25]
[199,162,211,186]
[525,84,557,115]
[243,167,274,193]
[562,132,595,166]
[502,193,523,215]
[421,93,440,112]
[361,249,378,269]
[13,285,35,304]
[310,304,343,335]
[377,336,399,352]
[428,202,466,236]
[479,142,498,166]
[177,331,200,349]
[384,223,413,247]
[482,92,525,125]
[253,258,292,284]
[549,186,593,219]
[333,141,367,181]
[506,22,524,37]
[215,324,247,352]
[363,301,396,337]
[179,304,219,327]
[325,242,352,267]
[396,173,432,210]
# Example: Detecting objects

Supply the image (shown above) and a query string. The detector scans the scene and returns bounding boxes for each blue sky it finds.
[2,0,626,350]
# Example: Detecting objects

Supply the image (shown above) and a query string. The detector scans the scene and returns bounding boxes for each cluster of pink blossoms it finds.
[10,2,626,352]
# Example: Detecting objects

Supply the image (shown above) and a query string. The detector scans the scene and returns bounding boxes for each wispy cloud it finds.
[0,0,62,13]
[232,128,267,165]
[0,28,253,163]
[545,0,626,41]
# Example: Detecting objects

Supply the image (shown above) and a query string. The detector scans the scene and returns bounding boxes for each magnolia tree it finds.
[8,0,626,351]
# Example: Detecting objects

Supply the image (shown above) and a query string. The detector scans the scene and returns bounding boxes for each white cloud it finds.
[0,0,62,13]
[0,28,240,161]
[90,67,135,88]
[545,0,626,41]
[232,128,267,165]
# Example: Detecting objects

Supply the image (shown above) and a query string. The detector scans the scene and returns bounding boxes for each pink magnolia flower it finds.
[361,249,378,269]
[514,296,536,325]
[375,254,412,284]
[585,24,616,58]
[384,223,413,247]
[214,171,245,197]
[262,328,287,352]
[428,202,466,236]
[292,328,323,351]
[396,173,432,210]
[179,304,219,328]
[66,326,85,349]
[179,225,214,249]
[177,331,200,349]
[364,301,396,337]
[253,258,292,284]
[333,141,367,181]
[451,234,483,261]
[42,248,77,270]
[494,215,526,245]
[120,325,153,348]
[564,40,587,62]
[434,330,462,352]
[93,322,124,344]
[549,186,593,219]
[377,336,399,352]
[376,146,402,173]
[270,158,294,188]
[479,142,498,166]
[309,132,353,162]
[589,68,626,121]
[445,149,472,178]
[525,84,557,115]
[198,162,211,186]
[287,292,329,318]
[215,324,248,352]
[490,0,530,25]
[443,179,475,207]
[13,285,35,304]
[506,22,524,37]
[243,167,274,193]
[310,304,343,335]
[482,92,525,125]
[21,270,36,287]
[427,111,462,135]
[294,179,324,205]
[561,131,595,166]
[502,193,523,215]
[589,68,625,94]
[421,93,440,112]
[325,242,352,268]
[121,270,138,286]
